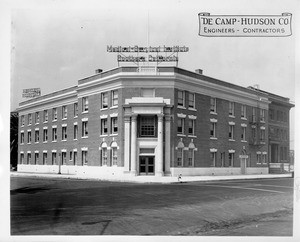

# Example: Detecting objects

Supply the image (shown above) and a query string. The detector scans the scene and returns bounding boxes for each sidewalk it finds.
[10,171,292,183]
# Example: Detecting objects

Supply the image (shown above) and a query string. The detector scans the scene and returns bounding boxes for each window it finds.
[188,119,194,135]
[141,88,155,97]
[102,148,108,165]
[188,93,195,109]
[111,117,118,134]
[210,152,216,167]
[43,153,47,165]
[101,119,108,135]
[252,107,256,122]
[241,127,246,141]
[74,124,78,140]
[139,116,156,137]
[52,152,57,165]
[28,113,32,125]
[27,153,31,164]
[82,121,88,137]
[62,105,67,119]
[27,131,31,143]
[35,130,39,143]
[21,115,25,126]
[257,153,262,163]
[252,126,256,139]
[188,149,194,167]
[177,118,184,134]
[69,151,73,161]
[74,103,78,117]
[35,112,40,124]
[52,127,57,141]
[260,129,266,141]
[52,108,57,121]
[20,132,24,144]
[177,148,183,166]
[178,90,185,107]
[229,153,234,166]
[62,126,67,140]
[43,110,48,122]
[262,154,267,164]
[101,92,108,109]
[61,152,66,165]
[34,153,39,165]
[210,98,216,113]
[241,105,246,118]
[229,125,234,140]
[20,153,24,164]
[260,109,265,122]
[111,90,118,106]
[73,151,77,165]
[43,129,48,142]
[82,97,88,112]
[229,102,235,116]
[210,122,216,138]
[111,147,118,165]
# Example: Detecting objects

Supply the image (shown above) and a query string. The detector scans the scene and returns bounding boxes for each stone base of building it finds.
[17,164,269,180]
[170,167,269,176]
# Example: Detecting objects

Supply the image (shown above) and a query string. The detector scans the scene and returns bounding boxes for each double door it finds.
[139,156,155,175]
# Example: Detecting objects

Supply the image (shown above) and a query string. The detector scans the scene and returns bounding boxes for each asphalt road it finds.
[10,176,294,236]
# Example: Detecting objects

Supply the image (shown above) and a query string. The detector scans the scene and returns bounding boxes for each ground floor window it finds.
[52,152,56,165]
[229,153,234,167]
[177,148,183,166]
[101,148,108,165]
[73,151,77,165]
[257,153,262,164]
[111,147,118,165]
[62,152,66,165]
[210,152,216,167]
[20,153,24,164]
[34,153,39,165]
[82,150,88,165]
[27,153,31,164]
[188,148,195,167]
[43,153,47,165]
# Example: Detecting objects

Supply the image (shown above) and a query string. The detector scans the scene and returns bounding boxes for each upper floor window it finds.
[210,98,216,113]
[229,102,235,116]
[269,109,274,120]
[20,132,24,144]
[27,131,31,143]
[52,127,57,141]
[43,110,48,122]
[139,116,156,137]
[260,109,265,122]
[177,118,184,134]
[101,92,108,109]
[111,90,118,107]
[82,121,88,137]
[241,127,246,141]
[188,119,194,135]
[28,113,32,125]
[43,129,48,142]
[111,117,118,134]
[260,129,266,141]
[74,103,78,117]
[178,90,185,107]
[35,112,40,124]
[188,93,195,109]
[62,126,67,141]
[210,122,216,138]
[35,130,39,143]
[100,118,108,135]
[74,124,78,140]
[241,105,246,118]
[229,125,234,140]
[21,115,25,126]
[82,97,88,112]
[52,108,57,121]
[62,105,67,119]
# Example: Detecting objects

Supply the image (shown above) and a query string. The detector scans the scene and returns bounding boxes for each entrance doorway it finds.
[139,156,155,175]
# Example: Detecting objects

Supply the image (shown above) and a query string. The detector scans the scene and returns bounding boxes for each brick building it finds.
[17,66,294,179]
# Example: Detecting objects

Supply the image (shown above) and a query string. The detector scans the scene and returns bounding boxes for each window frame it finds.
[100,118,108,135]
[82,97,89,112]
[229,102,235,116]
[52,108,57,121]
[188,93,195,109]
[177,90,185,107]
[210,97,217,113]
[111,117,118,134]
[177,118,185,134]
[111,90,118,107]
[101,92,109,109]
[62,126,67,141]
[82,121,88,137]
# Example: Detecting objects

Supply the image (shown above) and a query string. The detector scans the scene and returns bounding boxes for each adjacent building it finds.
[17,66,294,179]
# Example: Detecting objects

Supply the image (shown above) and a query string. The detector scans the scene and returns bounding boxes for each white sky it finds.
[9,0,297,148]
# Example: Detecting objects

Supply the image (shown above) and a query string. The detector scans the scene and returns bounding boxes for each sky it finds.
[9,0,297,148]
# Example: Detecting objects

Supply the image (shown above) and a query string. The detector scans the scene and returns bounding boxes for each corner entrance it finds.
[139,156,155,175]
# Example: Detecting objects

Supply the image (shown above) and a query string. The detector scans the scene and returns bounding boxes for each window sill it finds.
[74,138,78,141]
[52,141,57,143]
[110,133,118,136]
[62,118,67,120]
[110,106,118,110]
[100,108,108,111]
[188,107,197,111]
[74,116,78,119]
[52,120,57,122]
[229,139,235,142]
[241,117,247,120]
[210,137,217,140]
[81,136,88,139]
[43,141,48,143]
[241,140,247,143]
[210,111,217,115]
[177,134,186,137]
[62,140,67,142]
[177,106,186,110]
[229,115,235,118]
[20,143,24,145]
[35,123,39,125]
[188,135,197,138]
[43,121,48,123]
[82,111,89,114]
[100,134,108,137]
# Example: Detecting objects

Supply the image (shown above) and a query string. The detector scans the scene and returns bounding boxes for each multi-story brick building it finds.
[17,66,294,179]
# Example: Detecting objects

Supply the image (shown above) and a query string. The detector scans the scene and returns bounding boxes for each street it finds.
[10,176,294,236]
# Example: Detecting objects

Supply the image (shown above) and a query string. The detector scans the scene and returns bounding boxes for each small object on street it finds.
[178,174,182,183]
